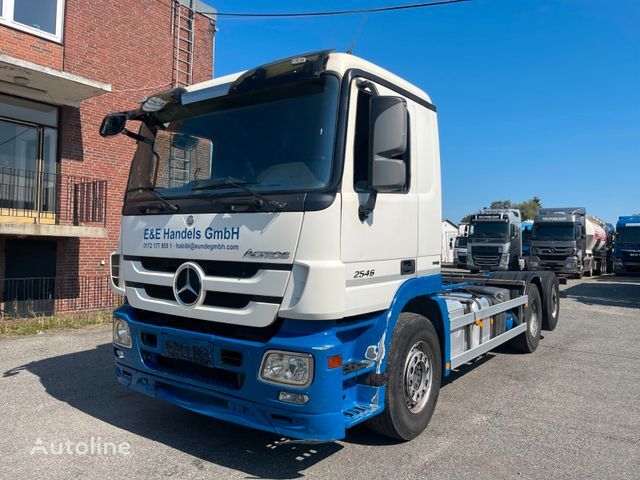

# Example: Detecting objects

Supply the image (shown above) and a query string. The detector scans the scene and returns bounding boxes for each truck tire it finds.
[509,283,542,353]
[585,260,593,277]
[367,312,442,441]
[540,273,560,331]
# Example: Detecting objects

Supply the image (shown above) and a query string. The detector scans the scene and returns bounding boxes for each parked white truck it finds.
[101,50,560,441]
[466,208,524,272]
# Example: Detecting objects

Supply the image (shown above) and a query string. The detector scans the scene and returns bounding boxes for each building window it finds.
[0,0,65,42]
[0,94,58,214]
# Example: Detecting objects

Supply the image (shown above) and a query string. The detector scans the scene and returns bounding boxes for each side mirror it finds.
[370,96,408,192]
[358,96,408,221]
[99,113,127,137]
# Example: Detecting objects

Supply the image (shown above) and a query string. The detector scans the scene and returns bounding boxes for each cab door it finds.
[340,77,418,316]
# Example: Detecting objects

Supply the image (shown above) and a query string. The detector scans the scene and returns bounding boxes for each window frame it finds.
[0,0,65,43]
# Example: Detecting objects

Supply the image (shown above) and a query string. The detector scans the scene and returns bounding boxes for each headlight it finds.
[260,350,313,388]
[113,318,132,348]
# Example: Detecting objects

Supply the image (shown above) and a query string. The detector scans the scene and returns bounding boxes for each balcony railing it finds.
[0,276,120,318]
[0,167,107,227]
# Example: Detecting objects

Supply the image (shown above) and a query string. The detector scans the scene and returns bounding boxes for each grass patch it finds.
[0,310,113,338]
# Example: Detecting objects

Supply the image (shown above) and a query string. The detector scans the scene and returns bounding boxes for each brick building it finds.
[0,0,216,316]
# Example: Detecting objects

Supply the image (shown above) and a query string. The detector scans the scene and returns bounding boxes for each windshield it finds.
[617,227,640,244]
[522,228,532,246]
[469,221,508,238]
[126,75,340,205]
[532,223,576,240]
[455,236,468,248]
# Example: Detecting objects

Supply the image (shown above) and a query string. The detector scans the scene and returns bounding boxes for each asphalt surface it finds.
[1,275,639,479]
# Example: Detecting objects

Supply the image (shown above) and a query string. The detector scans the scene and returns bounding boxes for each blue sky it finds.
[204,0,639,224]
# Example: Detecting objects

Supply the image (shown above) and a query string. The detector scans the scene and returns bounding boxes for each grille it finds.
[141,350,244,390]
[472,246,500,255]
[472,255,501,267]
[539,254,570,261]
[133,309,283,342]
[622,251,640,261]
[537,247,574,256]
[128,256,291,277]
[123,256,289,322]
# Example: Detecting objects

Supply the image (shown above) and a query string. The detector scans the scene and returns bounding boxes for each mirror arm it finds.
[358,191,377,222]
[122,128,153,145]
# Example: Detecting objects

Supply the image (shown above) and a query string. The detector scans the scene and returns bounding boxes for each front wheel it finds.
[366,312,442,441]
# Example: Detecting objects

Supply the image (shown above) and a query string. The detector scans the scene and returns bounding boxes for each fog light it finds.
[278,391,309,404]
[114,348,125,359]
[260,350,313,387]
[113,318,132,348]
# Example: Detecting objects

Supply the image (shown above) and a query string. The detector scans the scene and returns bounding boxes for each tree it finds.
[461,196,542,223]
[517,196,542,221]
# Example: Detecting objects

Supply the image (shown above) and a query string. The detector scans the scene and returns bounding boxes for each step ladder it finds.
[172,0,196,87]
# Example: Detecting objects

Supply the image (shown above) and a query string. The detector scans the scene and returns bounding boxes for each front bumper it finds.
[113,305,386,441]
[529,255,579,274]
[614,260,640,274]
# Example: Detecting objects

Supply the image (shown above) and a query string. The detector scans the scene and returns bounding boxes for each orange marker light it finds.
[328,355,343,369]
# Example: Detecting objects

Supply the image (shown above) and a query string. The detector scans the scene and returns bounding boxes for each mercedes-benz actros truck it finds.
[101,50,560,442]
[466,209,523,273]
[529,207,608,278]
[614,215,640,275]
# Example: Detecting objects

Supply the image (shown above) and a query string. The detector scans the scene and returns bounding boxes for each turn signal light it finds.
[328,355,342,369]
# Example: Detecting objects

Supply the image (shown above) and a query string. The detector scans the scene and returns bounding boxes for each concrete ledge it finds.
[0,222,108,238]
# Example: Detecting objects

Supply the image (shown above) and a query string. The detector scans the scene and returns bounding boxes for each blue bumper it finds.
[113,305,387,441]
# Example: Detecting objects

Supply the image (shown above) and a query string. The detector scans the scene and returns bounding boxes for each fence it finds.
[0,276,120,318]
[0,167,107,227]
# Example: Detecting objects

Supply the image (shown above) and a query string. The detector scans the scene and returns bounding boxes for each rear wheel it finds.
[541,275,560,331]
[509,283,542,353]
[366,312,442,441]
[585,260,593,277]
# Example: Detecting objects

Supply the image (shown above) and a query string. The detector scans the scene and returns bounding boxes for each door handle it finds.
[401,259,416,275]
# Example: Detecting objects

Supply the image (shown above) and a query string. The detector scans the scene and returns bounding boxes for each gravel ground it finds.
[1,275,638,479]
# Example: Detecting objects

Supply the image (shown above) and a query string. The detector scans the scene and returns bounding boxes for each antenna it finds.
[347,14,368,55]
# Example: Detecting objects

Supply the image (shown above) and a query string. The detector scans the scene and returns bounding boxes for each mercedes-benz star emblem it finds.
[173,262,204,308]
[186,215,194,226]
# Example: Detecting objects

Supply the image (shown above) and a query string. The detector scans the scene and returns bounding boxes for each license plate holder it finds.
[163,336,212,367]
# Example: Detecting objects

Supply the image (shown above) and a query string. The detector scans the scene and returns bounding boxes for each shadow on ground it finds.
[564,275,640,309]
[3,343,343,479]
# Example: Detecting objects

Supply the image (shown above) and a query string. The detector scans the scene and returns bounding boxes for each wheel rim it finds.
[403,341,433,414]
[551,288,558,318]
[529,298,540,337]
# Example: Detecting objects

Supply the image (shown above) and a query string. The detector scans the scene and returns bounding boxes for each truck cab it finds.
[466,209,523,272]
[530,207,607,277]
[101,50,559,442]
[614,216,640,275]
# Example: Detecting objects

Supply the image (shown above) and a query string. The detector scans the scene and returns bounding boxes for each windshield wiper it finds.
[133,187,178,212]
[193,177,287,211]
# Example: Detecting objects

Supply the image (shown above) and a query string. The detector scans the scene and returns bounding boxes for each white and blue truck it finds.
[101,50,560,441]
